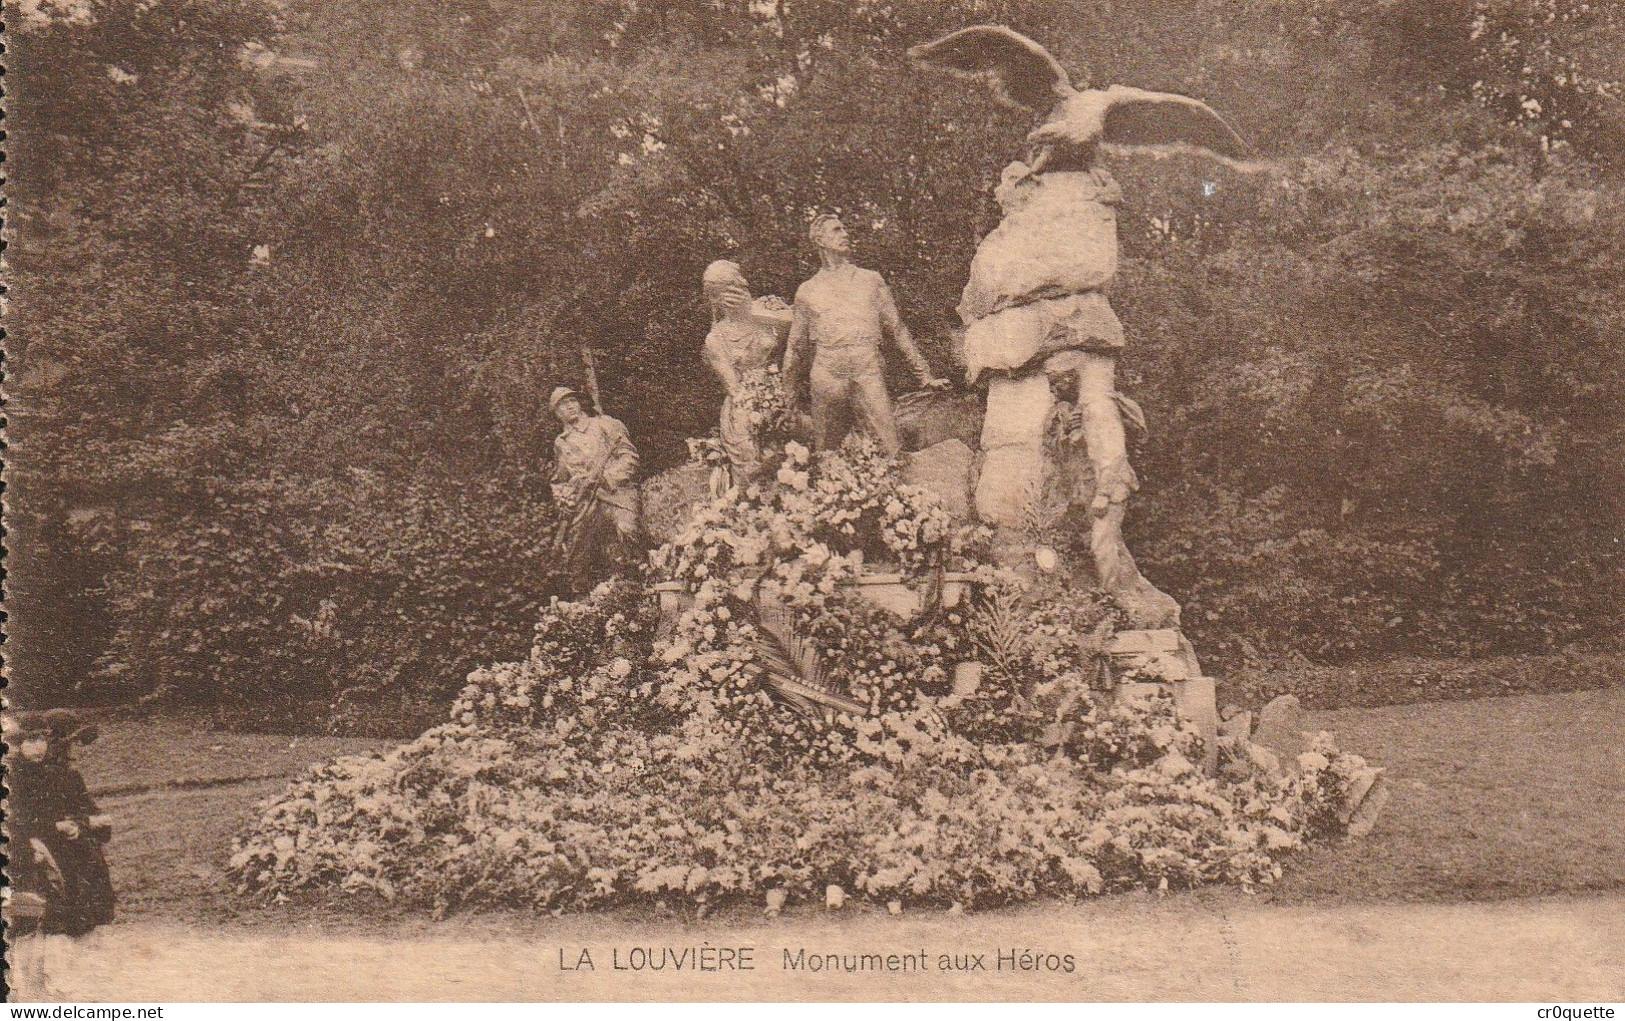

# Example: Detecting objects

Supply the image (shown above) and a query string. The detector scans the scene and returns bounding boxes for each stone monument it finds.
[911,24,1259,762]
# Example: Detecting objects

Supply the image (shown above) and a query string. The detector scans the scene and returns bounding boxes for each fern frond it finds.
[968,586,1032,679]
[1017,476,1067,546]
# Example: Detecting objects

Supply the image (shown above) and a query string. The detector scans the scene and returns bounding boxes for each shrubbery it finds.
[94,469,558,733]
[8,0,1622,721]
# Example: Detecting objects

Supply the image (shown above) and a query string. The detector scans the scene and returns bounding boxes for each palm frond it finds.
[1112,391,1147,439]
[745,596,866,716]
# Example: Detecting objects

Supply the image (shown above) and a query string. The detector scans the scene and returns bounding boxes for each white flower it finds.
[1297,751,1330,772]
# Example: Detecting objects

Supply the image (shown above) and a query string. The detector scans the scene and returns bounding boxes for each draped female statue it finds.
[701,260,790,485]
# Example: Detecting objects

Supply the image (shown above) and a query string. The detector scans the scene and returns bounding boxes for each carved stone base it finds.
[1106,628,1219,772]
[975,373,1052,525]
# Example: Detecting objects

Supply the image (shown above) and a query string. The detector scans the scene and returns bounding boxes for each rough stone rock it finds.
[902,439,974,520]
[958,165,1121,326]
[1243,741,1283,776]
[962,293,1123,384]
[896,389,981,452]
[975,373,1053,525]
[1251,694,1309,761]
[1219,710,1254,742]
[1344,770,1390,837]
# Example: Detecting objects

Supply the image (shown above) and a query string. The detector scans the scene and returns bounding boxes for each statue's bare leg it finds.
[1076,353,1130,513]
[1046,350,1128,512]
[851,369,903,456]
[808,364,847,451]
[1044,349,1178,627]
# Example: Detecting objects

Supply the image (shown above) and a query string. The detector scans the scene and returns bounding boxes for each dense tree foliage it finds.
[8,0,1622,723]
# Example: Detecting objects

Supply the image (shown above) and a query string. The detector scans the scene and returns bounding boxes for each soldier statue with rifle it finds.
[548,386,641,595]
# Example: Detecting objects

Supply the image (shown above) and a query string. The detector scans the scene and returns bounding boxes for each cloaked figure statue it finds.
[911,24,1256,627]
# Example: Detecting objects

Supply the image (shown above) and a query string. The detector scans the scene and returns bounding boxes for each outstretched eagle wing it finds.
[908,24,1074,112]
[1096,85,1255,163]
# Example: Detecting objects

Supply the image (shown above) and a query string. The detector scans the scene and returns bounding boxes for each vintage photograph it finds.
[3,0,1622,1005]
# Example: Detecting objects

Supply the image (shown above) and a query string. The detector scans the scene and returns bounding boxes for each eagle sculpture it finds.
[908,24,1255,173]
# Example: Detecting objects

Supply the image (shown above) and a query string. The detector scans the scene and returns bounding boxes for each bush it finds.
[93,469,560,734]
[1124,141,1625,664]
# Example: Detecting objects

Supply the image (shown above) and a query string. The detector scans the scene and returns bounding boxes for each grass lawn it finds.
[67,685,1625,928]
[1267,686,1625,904]
[1221,647,1621,710]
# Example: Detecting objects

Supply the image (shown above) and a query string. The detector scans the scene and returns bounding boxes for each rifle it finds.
[554,443,616,549]
[581,344,604,415]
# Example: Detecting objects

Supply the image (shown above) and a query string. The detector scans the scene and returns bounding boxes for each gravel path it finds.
[13,892,1623,1002]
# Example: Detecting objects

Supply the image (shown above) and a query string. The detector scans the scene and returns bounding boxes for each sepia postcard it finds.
[3,0,1622,1006]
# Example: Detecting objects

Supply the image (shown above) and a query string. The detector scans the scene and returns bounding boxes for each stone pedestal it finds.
[902,439,975,521]
[975,373,1053,525]
[1106,628,1219,772]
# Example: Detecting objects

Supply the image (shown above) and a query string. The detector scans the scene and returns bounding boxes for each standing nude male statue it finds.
[782,215,947,454]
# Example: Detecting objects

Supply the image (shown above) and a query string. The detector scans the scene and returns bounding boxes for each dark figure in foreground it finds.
[4,709,116,937]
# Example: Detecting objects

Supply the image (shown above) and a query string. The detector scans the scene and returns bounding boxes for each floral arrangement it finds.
[653,435,982,586]
[731,365,797,448]
[232,435,1384,914]
[685,367,798,499]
